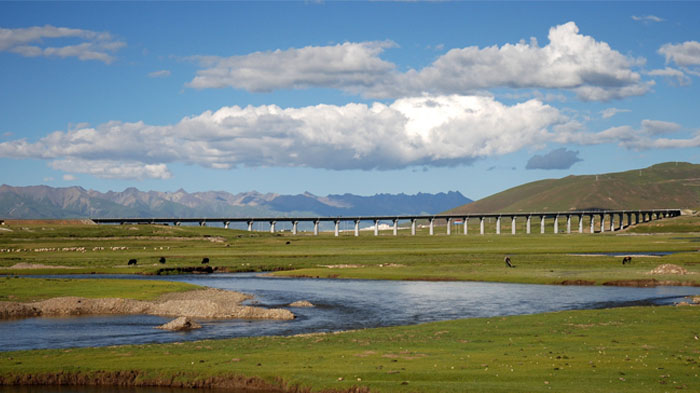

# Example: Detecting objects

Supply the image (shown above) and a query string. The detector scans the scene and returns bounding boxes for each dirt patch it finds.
[560,280,596,286]
[320,264,362,269]
[153,266,216,275]
[648,264,690,275]
[6,263,78,270]
[602,279,699,287]
[0,288,294,320]
[0,370,374,393]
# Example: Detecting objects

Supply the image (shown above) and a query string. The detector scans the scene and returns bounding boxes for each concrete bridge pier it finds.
[554,215,559,234]
[314,221,319,236]
[526,216,531,234]
[589,214,595,234]
[374,219,380,236]
[411,219,416,236]
[199,221,206,227]
[269,221,276,233]
[446,218,452,235]
[566,215,572,234]
[610,214,615,232]
[224,221,230,229]
[600,214,605,233]
[463,218,469,235]
[480,217,485,235]
[334,220,339,237]
[247,221,254,232]
[355,220,360,237]
[511,216,516,234]
[540,215,545,234]
[393,219,399,236]
[578,214,584,233]
[496,216,501,234]
[292,221,298,235]
[429,218,435,236]
[175,222,181,227]
[626,213,632,228]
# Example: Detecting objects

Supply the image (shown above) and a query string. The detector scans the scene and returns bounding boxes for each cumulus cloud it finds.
[0,95,571,179]
[188,41,397,92]
[659,41,700,67]
[148,70,171,78]
[526,148,582,170]
[556,119,692,149]
[0,25,125,63]
[648,67,691,86]
[600,107,631,119]
[631,15,664,23]
[51,160,172,180]
[188,22,649,101]
[62,174,77,181]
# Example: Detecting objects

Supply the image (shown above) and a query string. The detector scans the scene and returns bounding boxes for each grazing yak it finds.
[622,256,632,265]
[128,259,137,265]
[159,257,166,264]
[504,256,514,268]
[201,257,210,264]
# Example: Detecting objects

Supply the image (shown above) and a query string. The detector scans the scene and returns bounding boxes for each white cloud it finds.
[648,67,691,86]
[52,160,172,180]
[148,70,171,78]
[62,174,77,181]
[659,41,700,67]
[556,119,690,149]
[0,95,571,178]
[0,25,124,63]
[187,22,649,101]
[631,15,664,23]
[600,108,631,119]
[188,41,397,92]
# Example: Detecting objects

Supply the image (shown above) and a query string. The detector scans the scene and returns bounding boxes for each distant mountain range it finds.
[0,185,471,220]
[446,162,700,214]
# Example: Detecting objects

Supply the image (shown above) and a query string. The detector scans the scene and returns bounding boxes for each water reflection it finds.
[0,273,697,352]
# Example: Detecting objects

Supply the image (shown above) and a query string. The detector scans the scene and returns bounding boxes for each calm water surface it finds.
[1,273,697,351]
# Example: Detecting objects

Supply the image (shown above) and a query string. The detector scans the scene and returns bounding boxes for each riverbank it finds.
[0,278,293,321]
[2,305,699,392]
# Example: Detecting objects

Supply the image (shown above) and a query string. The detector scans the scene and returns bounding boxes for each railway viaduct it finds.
[90,209,682,237]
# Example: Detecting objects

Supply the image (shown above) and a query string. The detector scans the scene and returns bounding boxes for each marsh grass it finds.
[0,277,199,302]
[1,306,698,392]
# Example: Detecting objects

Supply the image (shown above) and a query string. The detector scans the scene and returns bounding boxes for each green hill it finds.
[448,162,700,214]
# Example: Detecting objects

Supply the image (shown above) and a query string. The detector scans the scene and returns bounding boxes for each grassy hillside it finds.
[448,162,700,214]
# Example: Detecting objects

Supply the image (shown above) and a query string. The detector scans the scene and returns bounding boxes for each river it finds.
[0,273,697,352]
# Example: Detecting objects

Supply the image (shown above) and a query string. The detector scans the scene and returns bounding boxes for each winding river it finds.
[1,273,698,352]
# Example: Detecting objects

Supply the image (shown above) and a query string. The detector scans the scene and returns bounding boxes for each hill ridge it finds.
[447,162,699,214]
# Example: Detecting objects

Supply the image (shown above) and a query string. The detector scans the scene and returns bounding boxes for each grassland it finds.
[0,277,199,302]
[1,217,700,392]
[1,305,699,392]
[1,216,699,285]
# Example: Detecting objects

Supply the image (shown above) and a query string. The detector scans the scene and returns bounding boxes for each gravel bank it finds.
[0,288,294,320]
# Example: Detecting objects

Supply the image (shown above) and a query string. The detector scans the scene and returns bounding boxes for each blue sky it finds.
[1,1,699,200]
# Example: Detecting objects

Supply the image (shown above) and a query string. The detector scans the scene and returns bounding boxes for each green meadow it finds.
[0,216,699,392]
[1,217,699,285]
[1,306,698,392]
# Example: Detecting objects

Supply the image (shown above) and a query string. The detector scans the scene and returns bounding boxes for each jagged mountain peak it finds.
[0,185,471,219]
